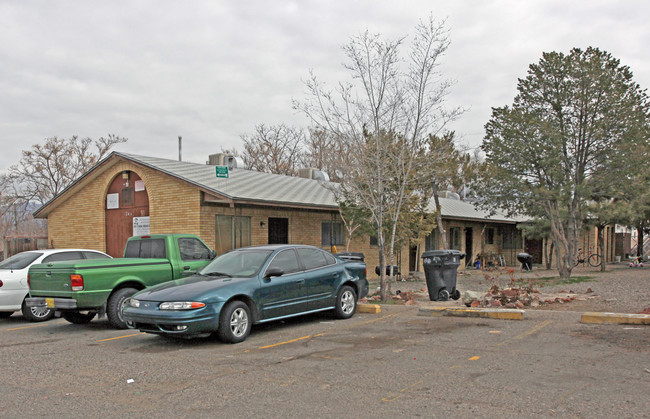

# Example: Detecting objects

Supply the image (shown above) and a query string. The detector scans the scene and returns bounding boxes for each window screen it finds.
[485,228,495,245]
[322,222,344,246]
[215,215,251,255]
[449,227,461,250]
[425,229,439,251]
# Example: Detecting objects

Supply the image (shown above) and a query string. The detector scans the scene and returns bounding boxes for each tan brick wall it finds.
[47,161,202,252]
[200,204,341,250]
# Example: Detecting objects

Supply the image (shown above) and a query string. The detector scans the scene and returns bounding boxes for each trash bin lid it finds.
[422,250,454,258]
[422,250,466,260]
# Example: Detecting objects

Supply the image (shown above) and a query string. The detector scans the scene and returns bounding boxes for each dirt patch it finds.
[369,264,650,313]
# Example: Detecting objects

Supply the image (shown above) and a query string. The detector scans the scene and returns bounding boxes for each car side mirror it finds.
[208,250,217,259]
[264,267,284,279]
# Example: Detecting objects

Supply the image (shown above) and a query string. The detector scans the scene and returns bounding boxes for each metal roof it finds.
[34,151,525,225]
[118,153,339,209]
[428,196,525,224]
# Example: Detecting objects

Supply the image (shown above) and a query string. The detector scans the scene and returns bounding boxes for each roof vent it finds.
[298,168,330,182]
[438,191,460,200]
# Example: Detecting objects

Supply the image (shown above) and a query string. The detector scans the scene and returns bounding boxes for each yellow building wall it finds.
[47,161,202,253]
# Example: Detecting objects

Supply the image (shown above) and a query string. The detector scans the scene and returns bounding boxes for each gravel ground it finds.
[367,263,650,314]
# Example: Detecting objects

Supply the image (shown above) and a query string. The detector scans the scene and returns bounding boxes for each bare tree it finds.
[241,124,305,176]
[294,16,462,300]
[2,135,127,205]
[302,129,350,179]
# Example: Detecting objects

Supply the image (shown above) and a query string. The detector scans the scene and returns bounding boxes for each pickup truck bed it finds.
[26,234,214,328]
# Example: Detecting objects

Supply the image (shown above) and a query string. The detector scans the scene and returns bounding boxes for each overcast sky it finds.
[1,0,648,171]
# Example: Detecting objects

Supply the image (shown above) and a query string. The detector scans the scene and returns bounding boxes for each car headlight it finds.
[128,298,140,308]
[159,302,206,310]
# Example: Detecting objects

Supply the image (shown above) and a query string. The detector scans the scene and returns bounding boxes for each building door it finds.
[268,218,289,244]
[105,171,149,257]
[465,227,473,266]
[409,245,418,272]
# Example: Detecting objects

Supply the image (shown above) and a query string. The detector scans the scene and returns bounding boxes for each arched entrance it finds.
[105,171,150,257]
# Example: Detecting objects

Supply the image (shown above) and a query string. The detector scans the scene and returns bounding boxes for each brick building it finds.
[34,152,541,276]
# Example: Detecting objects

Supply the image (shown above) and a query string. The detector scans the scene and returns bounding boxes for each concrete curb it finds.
[581,312,650,325]
[418,307,525,320]
[357,304,381,314]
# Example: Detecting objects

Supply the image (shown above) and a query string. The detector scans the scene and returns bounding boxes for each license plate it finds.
[46,298,55,308]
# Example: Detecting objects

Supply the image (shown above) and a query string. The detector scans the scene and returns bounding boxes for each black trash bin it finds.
[375,265,400,276]
[517,253,533,271]
[421,250,465,301]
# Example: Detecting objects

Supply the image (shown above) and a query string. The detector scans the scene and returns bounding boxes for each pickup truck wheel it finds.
[107,288,138,329]
[21,299,54,322]
[217,301,251,344]
[334,285,357,319]
[62,311,96,324]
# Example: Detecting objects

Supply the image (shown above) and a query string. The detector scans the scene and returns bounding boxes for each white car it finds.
[0,249,111,322]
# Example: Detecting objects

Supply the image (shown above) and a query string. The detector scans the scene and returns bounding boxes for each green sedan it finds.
[122,245,368,343]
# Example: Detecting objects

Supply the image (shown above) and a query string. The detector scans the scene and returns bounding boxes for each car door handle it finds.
[183,266,191,270]
[296,279,305,284]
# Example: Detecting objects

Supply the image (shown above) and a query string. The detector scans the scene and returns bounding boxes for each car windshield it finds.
[0,252,43,270]
[200,250,272,277]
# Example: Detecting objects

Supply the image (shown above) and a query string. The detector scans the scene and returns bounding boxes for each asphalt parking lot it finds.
[1,302,648,418]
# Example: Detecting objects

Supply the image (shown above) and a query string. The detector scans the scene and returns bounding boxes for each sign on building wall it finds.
[133,216,150,236]
[134,180,145,191]
[215,166,229,178]
[106,193,119,209]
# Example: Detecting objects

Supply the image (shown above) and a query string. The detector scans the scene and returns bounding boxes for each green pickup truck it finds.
[26,234,215,329]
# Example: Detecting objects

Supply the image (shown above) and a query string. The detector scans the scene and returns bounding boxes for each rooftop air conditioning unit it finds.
[438,191,460,200]
[208,153,241,169]
[298,168,330,182]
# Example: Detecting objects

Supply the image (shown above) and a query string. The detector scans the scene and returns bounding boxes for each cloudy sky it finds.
[1,0,648,171]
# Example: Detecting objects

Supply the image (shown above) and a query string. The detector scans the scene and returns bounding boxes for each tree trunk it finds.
[638,224,645,258]
[433,193,447,248]
[545,201,575,278]
[378,245,389,301]
[544,239,555,270]
[598,225,606,272]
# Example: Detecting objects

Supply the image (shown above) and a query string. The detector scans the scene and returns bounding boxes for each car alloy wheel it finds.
[334,285,357,319]
[229,307,249,338]
[217,300,252,343]
[21,299,54,322]
[340,290,355,315]
[30,306,52,319]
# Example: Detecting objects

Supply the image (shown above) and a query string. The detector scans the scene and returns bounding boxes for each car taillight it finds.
[0,279,3,288]
[71,274,84,291]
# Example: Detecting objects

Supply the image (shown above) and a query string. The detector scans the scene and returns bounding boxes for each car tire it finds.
[21,299,54,322]
[0,311,13,319]
[217,300,251,344]
[62,311,96,324]
[334,285,357,319]
[107,288,138,329]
